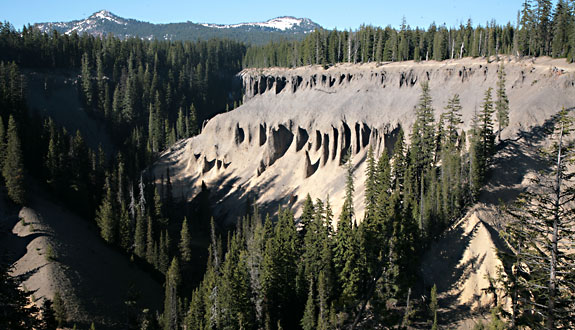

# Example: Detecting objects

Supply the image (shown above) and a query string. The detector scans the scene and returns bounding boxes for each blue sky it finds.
[2,0,532,31]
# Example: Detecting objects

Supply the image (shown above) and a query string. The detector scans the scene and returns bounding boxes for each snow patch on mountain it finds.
[91,10,127,25]
[201,16,313,31]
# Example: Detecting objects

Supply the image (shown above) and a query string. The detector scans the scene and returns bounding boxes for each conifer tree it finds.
[391,128,406,191]
[495,63,510,142]
[81,52,93,107]
[411,81,435,182]
[96,176,116,244]
[0,263,40,329]
[159,230,170,274]
[444,94,463,145]
[41,299,57,330]
[134,210,146,258]
[118,203,132,251]
[262,208,300,329]
[469,111,483,201]
[146,216,155,265]
[301,280,316,330]
[52,291,66,328]
[0,118,5,171]
[179,217,192,263]
[364,146,378,220]
[2,115,25,204]
[316,270,331,330]
[188,103,198,136]
[164,257,180,330]
[551,0,571,57]
[300,194,315,238]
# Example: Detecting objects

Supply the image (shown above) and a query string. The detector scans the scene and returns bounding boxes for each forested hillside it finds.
[0,22,245,329]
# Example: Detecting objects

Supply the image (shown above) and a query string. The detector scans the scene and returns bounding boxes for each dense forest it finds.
[1,0,575,329]
[244,0,575,67]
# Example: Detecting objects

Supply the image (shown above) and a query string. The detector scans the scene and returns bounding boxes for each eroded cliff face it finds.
[153,57,575,225]
[151,57,575,322]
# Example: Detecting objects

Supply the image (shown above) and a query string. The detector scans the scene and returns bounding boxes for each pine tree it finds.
[316,270,331,330]
[52,291,66,328]
[0,263,40,330]
[518,0,535,56]
[41,299,57,330]
[444,94,463,145]
[551,0,571,57]
[301,280,316,330]
[411,81,436,181]
[0,117,5,172]
[146,216,155,265]
[300,194,315,238]
[179,217,192,263]
[2,115,25,204]
[334,156,362,305]
[81,52,93,107]
[96,176,116,244]
[262,208,300,329]
[134,210,146,258]
[479,88,496,167]
[188,103,198,136]
[164,258,181,330]
[469,111,483,201]
[535,0,553,55]
[495,64,510,142]
[118,203,132,251]
[364,146,378,221]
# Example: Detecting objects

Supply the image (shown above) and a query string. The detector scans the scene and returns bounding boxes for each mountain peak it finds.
[88,10,125,24]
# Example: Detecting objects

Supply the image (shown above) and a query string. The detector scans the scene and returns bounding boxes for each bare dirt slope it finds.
[0,194,162,329]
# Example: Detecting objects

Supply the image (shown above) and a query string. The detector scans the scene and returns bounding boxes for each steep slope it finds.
[24,69,113,153]
[153,57,575,225]
[0,193,162,329]
[34,10,320,44]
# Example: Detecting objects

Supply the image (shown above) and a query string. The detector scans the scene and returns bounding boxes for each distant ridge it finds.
[34,10,321,45]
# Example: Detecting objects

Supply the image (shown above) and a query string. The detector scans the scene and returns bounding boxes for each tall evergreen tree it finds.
[96,176,116,244]
[164,258,181,330]
[179,217,192,263]
[444,94,463,145]
[495,63,510,142]
[81,52,93,107]
[478,88,496,169]
[411,81,435,182]
[301,280,316,330]
[2,115,25,204]
[0,117,5,172]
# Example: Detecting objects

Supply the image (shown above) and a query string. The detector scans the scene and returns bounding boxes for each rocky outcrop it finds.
[154,57,575,225]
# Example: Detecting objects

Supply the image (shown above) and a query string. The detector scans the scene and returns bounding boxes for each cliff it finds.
[153,56,575,224]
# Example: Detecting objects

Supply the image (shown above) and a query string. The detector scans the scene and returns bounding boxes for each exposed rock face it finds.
[153,57,575,224]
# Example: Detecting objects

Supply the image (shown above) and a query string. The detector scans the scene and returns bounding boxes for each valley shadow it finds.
[0,214,53,267]
[481,111,569,206]
[420,218,486,325]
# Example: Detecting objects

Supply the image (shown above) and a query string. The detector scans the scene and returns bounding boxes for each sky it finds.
[1,0,533,31]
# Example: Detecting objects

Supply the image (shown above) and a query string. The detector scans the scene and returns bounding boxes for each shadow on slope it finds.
[1,190,163,330]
